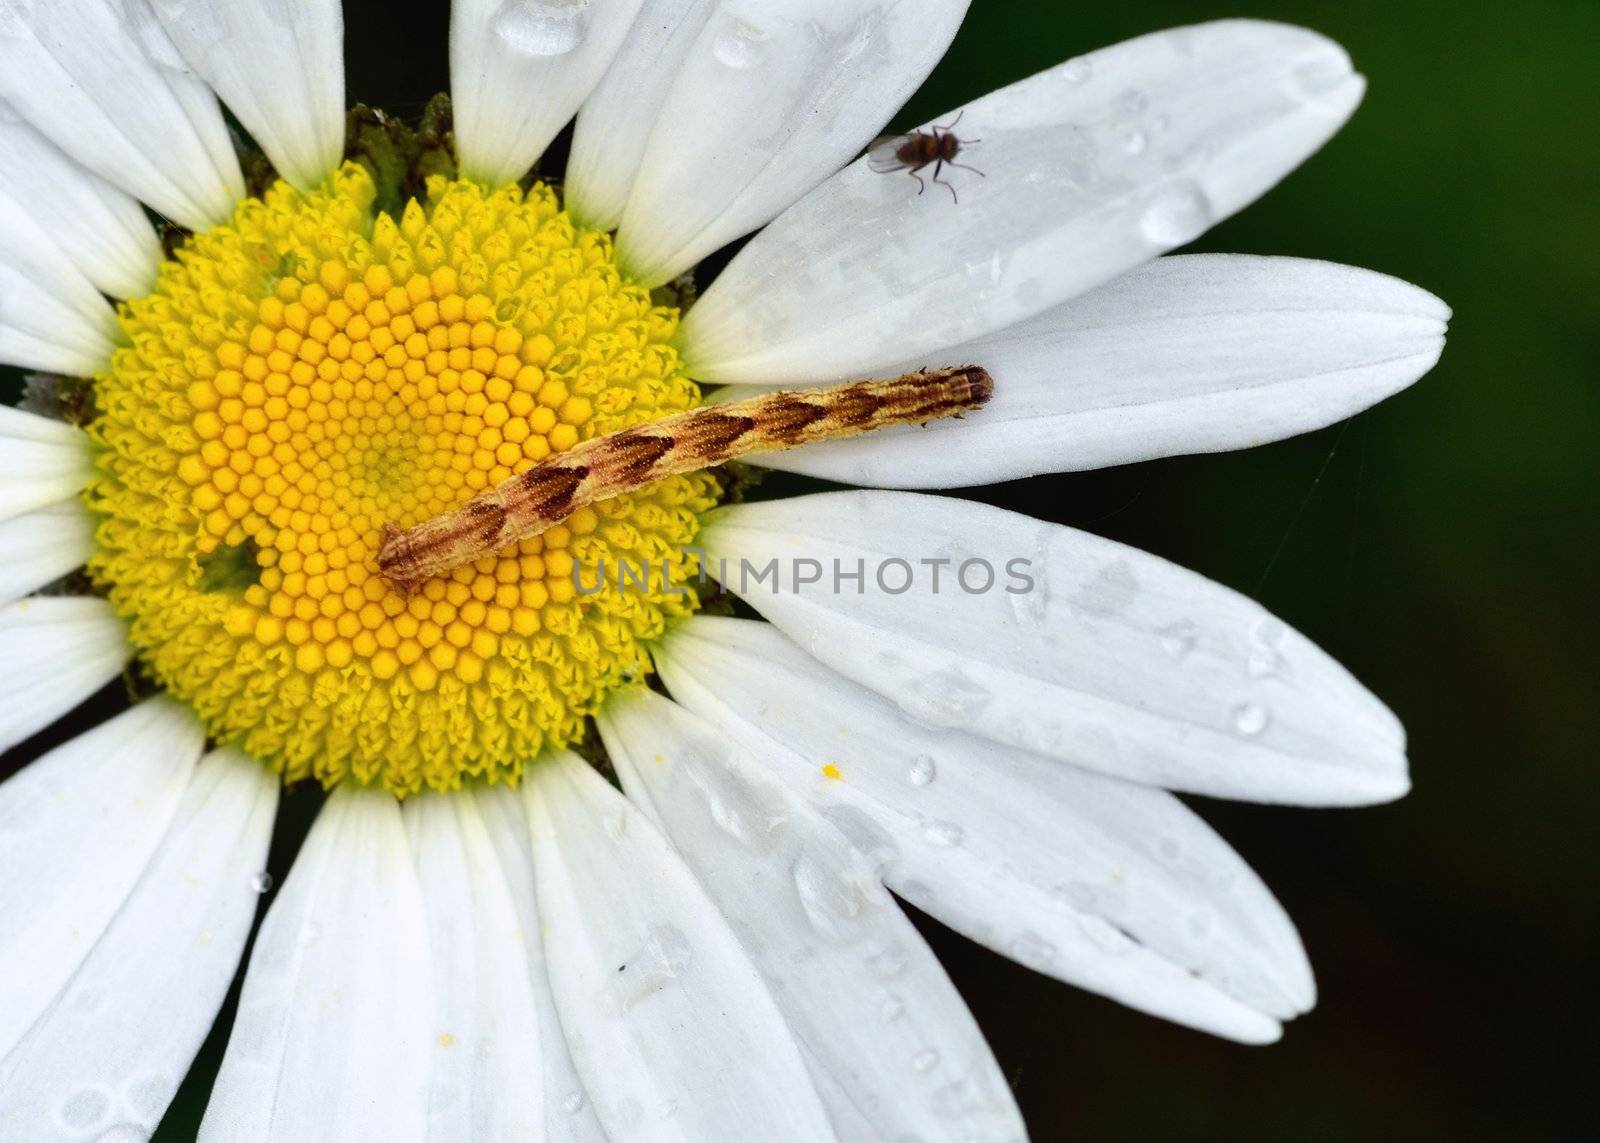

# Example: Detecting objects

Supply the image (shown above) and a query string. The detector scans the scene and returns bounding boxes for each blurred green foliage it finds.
[2,2,1591,1140]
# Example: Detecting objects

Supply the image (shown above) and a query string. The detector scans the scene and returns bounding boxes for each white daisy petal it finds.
[0,597,131,755]
[474,786,607,1141]
[525,750,835,1141]
[0,407,93,524]
[699,492,1408,806]
[0,0,244,230]
[564,0,720,232]
[0,107,163,298]
[0,500,96,605]
[0,188,120,375]
[741,255,1450,488]
[609,0,972,286]
[0,749,277,1141]
[404,792,543,1141]
[599,687,1028,1140]
[682,20,1366,385]
[0,698,205,1056]
[200,788,432,1143]
[451,0,649,188]
[152,0,346,191]
[659,618,1315,1042]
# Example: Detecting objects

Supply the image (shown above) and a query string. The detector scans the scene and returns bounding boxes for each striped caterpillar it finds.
[378,366,993,594]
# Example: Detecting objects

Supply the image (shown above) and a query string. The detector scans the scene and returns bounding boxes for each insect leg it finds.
[909,168,926,195]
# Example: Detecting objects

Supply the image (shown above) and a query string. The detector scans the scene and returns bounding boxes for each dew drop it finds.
[712,17,769,70]
[1230,702,1270,737]
[59,1086,110,1131]
[94,1127,151,1143]
[866,942,909,980]
[614,924,693,1012]
[562,1091,586,1115]
[897,667,992,728]
[1158,619,1199,660]
[921,820,964,848]
[603,809,629,841]
[1061,57,1092,84]
[493,0,590,58]
[1247,619,1288,678]
[249,871,273,894]
[906,755,937,787]
[880,994,906,1022]
[1122,129,1148,156]
[791,852,874,942]
[911,1047,941,1074]
[124,1073,173,1120]
[1010,931,1059,971]
[818,804,901,874]
[1139,181,1213,247]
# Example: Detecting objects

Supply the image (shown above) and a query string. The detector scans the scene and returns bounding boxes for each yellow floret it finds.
[88,165,717,796]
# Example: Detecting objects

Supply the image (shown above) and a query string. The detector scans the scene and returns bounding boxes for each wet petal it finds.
[600,686,1027,1139]
[0,699,206,1055]
[610,0,971,286]
[0,0,245,230]
[660,618,1317,1041]
[451,0,649,187]
[526,750,835,1140]
[200,788,432,1143]
[153,0,346,190]
[683,20,1365,384]
[698,491,1409,806]
[0,749,277,1140]
[741,255,1449,487]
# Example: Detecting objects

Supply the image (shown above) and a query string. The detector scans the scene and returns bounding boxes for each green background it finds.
[4,1,1594,1139]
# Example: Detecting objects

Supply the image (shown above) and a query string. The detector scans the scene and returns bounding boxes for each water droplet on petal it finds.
[493,0,590,58]
[1123,129,1149,156]
[1247,619,1289,678]
[123,1073,173,1120]
[906,755,937,787]
[712,17,769,70]
[911,1047,941,1074]
[897,667,992,728]
[1158,619,1199,659]
[613,924,693,1012]
[59,1086,110,1131]
[866,942,909,980]
[1010,931,1059,971]
[1139,181,1213,246]
[880,994,906,1022]
[249,871,273,893]
[921,820,964,848]
[791,851,876,942]
[817,804,902,875]
[562,1091,586,1114]
[1231,702,1270,737]
[1061,57,1092,83]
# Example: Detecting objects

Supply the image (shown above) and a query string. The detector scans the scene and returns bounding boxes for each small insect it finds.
[378,367,995,594]
[868,110,986,203]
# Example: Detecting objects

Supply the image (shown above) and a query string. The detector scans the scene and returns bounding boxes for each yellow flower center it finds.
[87,164,718,795]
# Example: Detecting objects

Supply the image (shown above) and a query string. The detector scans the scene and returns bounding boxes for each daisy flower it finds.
[0,2,1449,1140]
